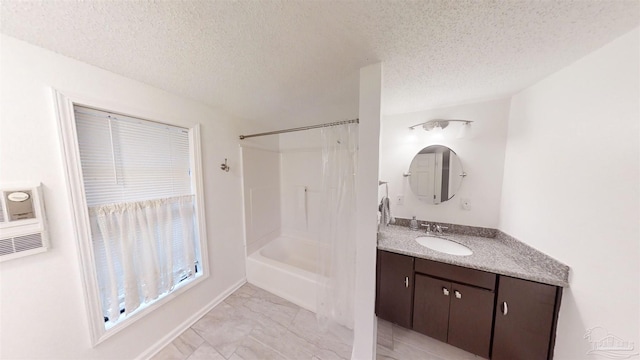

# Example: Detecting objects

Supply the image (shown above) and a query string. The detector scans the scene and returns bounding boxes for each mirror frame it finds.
[405,145,466,205]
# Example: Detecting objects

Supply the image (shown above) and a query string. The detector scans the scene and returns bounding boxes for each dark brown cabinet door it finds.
[492,276,561,360]
[448,283,495,359]
[376,250,414,328]
[412,274,450,342]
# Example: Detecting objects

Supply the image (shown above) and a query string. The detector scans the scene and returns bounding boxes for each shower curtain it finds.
[316,123,358,329]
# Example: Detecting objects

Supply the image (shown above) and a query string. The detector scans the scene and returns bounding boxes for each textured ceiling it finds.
[1,1,638,129]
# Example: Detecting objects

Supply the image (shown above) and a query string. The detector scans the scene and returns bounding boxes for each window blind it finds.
[74,106,191,206]
[74,105,200,324]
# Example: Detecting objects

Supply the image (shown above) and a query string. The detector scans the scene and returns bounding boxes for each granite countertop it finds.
[377,225,570,287]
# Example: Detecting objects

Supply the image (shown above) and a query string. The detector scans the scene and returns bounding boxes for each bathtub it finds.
[246,235,319,312]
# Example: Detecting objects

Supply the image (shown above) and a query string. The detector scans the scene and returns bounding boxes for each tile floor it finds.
[152,283,481,360]
[151,283,353,360]
[376,319,483,360]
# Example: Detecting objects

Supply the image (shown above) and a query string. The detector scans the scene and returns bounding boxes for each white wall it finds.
[352,62,383,360]
[0,35,247,359]
[500,28,639,359]
[380,98,510,228]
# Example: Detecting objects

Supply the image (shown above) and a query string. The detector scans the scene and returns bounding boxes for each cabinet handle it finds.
[502,301,508,315]
[442,287,449,296]
[404,277,409,288]
[454,290,462,299]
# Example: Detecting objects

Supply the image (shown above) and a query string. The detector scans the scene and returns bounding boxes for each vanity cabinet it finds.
[375,250,414,328]
[413,259,496,358]
[412,274,450,342]
[492,276,562,360]
[376,249,563,360]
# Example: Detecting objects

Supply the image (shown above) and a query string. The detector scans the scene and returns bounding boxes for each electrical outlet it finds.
[396,195,404,205]
[461,198,471,210]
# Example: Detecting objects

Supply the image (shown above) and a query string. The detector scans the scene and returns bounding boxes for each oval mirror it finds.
[406,145,465,204]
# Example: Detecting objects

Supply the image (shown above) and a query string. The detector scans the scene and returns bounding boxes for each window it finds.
[55,90,209,345]
[73,106,203,327]
[74,106,199,326]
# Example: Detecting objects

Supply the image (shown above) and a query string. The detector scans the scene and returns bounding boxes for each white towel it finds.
[379,196,394,226]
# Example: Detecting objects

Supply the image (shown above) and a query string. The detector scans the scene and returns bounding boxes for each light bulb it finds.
[430,123,444,139]
[456,122,472,139]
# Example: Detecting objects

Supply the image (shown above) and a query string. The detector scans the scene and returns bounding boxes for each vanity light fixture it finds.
[408,119,474,131]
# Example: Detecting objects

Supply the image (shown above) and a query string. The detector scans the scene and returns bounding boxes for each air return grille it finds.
[0,233,43,257]
[0,238,13,256]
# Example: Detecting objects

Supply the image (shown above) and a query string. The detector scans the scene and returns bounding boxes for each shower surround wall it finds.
[240,129,324,255]
[279,129,324,240]
[241,142,282,255]
[242,129,326,311]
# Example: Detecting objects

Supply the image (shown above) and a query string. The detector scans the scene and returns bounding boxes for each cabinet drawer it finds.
[415,258,496,291]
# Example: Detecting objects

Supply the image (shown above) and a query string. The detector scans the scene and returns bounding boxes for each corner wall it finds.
[352,62,383,360]
[0,35,247,359]
[499,28,639,358]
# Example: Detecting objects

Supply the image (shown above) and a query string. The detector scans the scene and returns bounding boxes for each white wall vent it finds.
[0,184,49,262]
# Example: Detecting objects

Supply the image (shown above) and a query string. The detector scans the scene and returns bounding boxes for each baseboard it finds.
[137,278,247,360]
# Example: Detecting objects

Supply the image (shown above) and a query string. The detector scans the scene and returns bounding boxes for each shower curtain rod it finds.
[239,119,359,140]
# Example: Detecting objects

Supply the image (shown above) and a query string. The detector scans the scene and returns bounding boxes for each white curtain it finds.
[90,195,196,323]
[316,123,358,329]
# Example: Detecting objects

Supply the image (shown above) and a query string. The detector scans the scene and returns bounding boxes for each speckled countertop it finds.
[378,225,570,287]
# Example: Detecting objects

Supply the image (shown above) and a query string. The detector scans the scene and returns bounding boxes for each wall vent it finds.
[0,238,13,256]
[0,233,43,256]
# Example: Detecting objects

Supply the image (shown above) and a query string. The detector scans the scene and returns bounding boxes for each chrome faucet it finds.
[421,223,448,235]
[434,224,449,234]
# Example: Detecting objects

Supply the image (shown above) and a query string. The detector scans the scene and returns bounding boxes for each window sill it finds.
[97,272,207,345]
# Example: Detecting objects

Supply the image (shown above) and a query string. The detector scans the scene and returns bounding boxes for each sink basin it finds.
[415,236,473,256]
